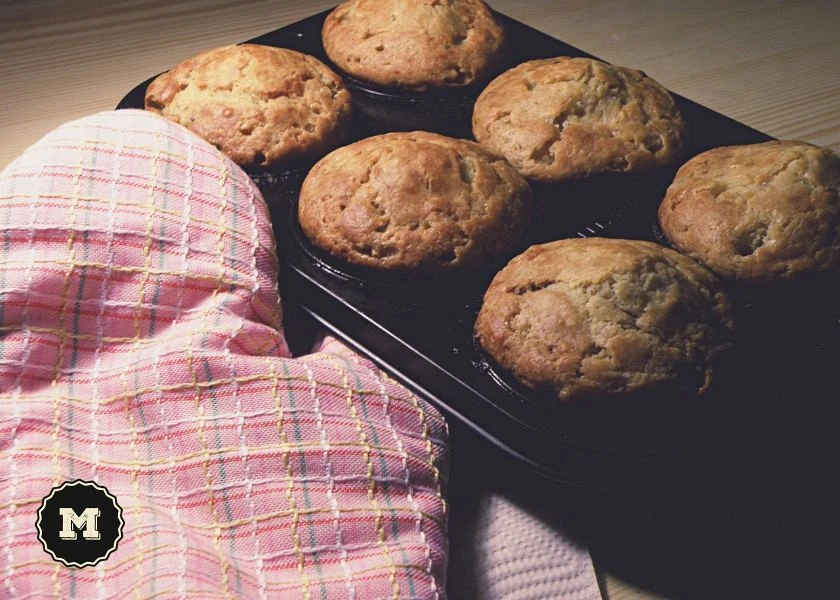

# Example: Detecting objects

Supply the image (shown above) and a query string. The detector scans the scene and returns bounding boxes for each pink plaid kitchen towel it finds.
[0,109,448,599]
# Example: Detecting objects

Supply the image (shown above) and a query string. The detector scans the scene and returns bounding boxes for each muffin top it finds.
[297,131,531,271]
[659,141,840,281]
[145,44,352,169]
[472,57,688,182]
[475,237,734,401]
[322,0,505,90]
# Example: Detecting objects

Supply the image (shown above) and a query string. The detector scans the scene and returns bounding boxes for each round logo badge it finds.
[36,480,124,568]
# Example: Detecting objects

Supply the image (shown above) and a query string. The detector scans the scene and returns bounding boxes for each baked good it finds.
[145,44,352,169]
[472,57,688,182]
[658,140,840,281]
[321,0,505,90]
[297,131,531,271]
[475,237,734,401]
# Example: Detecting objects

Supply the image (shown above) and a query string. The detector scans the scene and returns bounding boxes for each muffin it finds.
[145,44,352,169]
[321,0,505,90]
[297,131,531,271]
[472,57,688,182]
[658,140,840,281]
[475,238,734,401]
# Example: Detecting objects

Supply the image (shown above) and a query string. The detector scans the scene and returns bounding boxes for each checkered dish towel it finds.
[0,109,448,599]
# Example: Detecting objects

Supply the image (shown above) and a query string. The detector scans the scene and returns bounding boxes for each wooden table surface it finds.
[2,1,839,598]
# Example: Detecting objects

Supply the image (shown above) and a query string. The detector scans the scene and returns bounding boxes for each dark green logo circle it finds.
[36,480,124,568]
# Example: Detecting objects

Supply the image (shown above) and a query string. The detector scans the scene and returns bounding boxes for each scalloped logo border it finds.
[36,480,124,568]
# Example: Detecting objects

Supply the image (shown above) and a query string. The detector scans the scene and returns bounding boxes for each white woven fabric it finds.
[446,430,602,600]
[465,494,601,600]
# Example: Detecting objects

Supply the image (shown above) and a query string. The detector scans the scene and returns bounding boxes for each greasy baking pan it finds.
[118,9,839,491]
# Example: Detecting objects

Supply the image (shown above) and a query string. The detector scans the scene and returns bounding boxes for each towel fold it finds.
[0,109,448,599]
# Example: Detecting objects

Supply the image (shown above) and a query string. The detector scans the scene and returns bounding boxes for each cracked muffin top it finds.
[472,57,688,182]
[144,44,352,169]
[475,237,734,401]
[659,140,840,281]
[297,131,531,271]
[321,0,505,90]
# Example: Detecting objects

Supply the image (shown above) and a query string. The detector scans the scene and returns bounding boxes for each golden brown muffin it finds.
[472,57,688,182]
[475,238,734,401]
[321,0,505,90]
[145,44,352,169]
[297,131,531,271]
[658,140,840,281]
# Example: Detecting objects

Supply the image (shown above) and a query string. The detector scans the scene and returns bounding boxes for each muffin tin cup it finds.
[119,8,840,492]
[286,198,503,291]
[652,218,840,346]
[470,337,723,456]
[336,73,481,134]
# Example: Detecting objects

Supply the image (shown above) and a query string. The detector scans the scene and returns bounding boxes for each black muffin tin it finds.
[118,9,839,491]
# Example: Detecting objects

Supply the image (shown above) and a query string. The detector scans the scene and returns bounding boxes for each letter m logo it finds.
[58,507,101,540]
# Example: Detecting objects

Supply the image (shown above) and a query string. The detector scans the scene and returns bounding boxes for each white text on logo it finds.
[58,507,101,540]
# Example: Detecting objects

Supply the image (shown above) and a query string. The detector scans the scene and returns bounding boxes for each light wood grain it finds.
[0,0,339,170]
[1,1,839,598]
[1,0,839,172]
